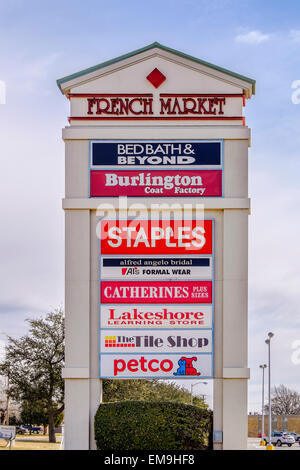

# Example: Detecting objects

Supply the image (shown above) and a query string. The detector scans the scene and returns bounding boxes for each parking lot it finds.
[248,438,300,450]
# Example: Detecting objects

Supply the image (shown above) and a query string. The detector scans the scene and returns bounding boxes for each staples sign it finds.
[100,219,213,255]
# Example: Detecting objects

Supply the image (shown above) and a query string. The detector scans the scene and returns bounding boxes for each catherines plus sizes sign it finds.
[99,219,214,378]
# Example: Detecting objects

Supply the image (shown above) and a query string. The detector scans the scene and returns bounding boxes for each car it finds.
[22,425,41,434]
[271,432,295,447]
[31,426,41,434]
[289,432,300,442]
[16,426,27,435]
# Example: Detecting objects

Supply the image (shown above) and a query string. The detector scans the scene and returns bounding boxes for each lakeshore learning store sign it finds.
[99,219,214,378]
[90,140,223,197]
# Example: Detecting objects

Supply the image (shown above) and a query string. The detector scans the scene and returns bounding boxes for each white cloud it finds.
[235,30,271,45]
[289,29,300,43]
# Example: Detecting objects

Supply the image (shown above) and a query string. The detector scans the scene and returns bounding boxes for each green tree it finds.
[103,379,208,409]
[21,399,64,434]
[8,415,19,426]
[0,309,64,443]
[20,399,48,433]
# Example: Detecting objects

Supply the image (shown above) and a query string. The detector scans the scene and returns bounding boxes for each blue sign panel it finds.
[91,140,222,168]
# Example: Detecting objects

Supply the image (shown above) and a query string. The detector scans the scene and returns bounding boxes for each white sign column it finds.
[58,42,254,450]
[99,219,214,379]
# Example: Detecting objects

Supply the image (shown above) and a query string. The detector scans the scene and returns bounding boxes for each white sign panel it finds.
[100,304,213,329]
[100,329,212,354]
[100,256,212,280]
[100,353,213,379]
[0,425,16,440]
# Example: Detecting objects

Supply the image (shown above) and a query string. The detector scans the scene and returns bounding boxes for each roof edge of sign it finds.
[56,41,256,94]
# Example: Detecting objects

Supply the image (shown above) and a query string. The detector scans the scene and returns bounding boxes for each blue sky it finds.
[1,0,300,412]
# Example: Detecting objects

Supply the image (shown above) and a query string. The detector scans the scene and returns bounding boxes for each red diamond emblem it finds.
[146,68,166,88]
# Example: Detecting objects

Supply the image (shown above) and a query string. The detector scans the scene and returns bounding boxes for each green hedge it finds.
[94,401,212,450]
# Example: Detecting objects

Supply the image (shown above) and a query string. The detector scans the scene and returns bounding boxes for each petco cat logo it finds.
[173,357,200,376]
[99,353,213,378]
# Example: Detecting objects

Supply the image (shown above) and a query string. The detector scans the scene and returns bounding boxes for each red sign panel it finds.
[101,281,212,304]
[90,170,222,197]
[100,220,213,255]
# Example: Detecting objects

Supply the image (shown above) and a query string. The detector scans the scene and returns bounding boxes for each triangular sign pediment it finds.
[57,42,255,96]
[57,43,255,124]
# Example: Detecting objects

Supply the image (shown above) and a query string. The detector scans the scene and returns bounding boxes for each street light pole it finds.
[265,332,274,450]
[190,381,208,405]
[0,331,9,426]
[259,364,267,445]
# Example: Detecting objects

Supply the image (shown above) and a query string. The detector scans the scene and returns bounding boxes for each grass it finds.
[0,434,62,451]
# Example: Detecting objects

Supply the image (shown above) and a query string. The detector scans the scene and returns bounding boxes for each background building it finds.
[248,414,300,437]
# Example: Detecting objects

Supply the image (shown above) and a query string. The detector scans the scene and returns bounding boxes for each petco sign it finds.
[100,354,213,378]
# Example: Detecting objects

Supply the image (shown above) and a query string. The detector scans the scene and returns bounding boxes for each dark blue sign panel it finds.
[91,140,222,167]
[102,258,210,267]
